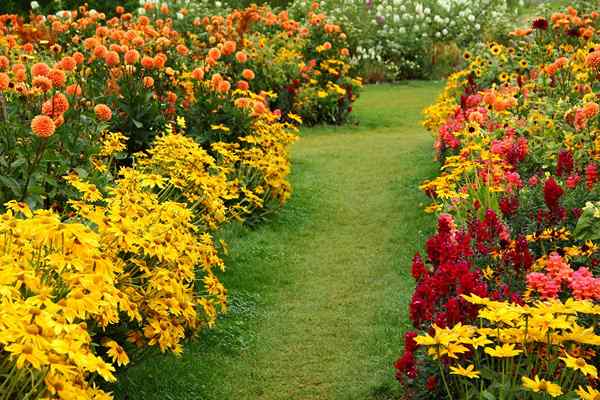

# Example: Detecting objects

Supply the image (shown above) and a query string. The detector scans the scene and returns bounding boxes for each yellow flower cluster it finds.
[0,167,228,398]
[416,295,600,398]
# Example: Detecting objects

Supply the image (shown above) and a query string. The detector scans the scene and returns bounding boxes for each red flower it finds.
[543,177,564,213]
[586,163,598,189]
[556,149,573,177]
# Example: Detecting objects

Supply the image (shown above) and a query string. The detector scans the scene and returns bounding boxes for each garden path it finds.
[116,82,443,400]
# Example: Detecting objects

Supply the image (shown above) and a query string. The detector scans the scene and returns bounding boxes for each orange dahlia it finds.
[31,62,50,77]
[124,49,140,65]
[60,56,77,71]
[0,55,9,70]
[94,104,112,121]
[222,40,236,56]
[242,69,255,80]
[47,68,66,87]
[32,75,53,92]
[104,51,120,66]
[586,51,600,69]
[191,67,204,80]
[141,56,154,69]
[235,51,247,63]
[0,72,9,91]
[31,115,56,138]
[143,76,154,88]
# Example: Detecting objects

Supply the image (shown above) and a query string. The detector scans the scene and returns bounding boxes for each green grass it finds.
[111,81,444,400]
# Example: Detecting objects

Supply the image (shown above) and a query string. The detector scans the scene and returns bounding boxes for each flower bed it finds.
[0,2,360,398]
[396,6,600,399]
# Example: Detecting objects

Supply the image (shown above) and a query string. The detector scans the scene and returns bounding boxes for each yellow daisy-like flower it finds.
[576,385,600,400]
[449,364,480,379]
[484,343,522,358]
[560,354,598,378]
[521,376,562,398]
[210,124,231,132]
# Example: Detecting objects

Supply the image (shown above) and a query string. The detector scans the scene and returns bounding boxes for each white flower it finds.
[30,1,39,9]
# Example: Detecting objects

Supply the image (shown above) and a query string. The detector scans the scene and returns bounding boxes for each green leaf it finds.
[0,175,21,196]
[132,119,144,129]
[9,158,26,169]
[73,167,89,178]
[480,391,496,400]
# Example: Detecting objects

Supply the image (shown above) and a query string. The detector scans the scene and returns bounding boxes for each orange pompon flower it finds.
[191,67,204,80]
[0,72,9,91]
[31,115,56,138]
[32,76,53,92]
[42,92,70,116]
[47,68,66,87]
[72,51,85,65]
[176,44,189,56]
[59,56,77,71]
[234,97,250,109]
[54,114,65,128]
[83,37,99,50]
[208,47,221,61]
[124,49,140,65]
[66,83,82,96]
[94,104,112,121]
[166,91,177,104]
[584,102,600,118]
[0,55,9,70]
[222,40,236,56]
[340,48,350,57]
[253,101,267,115]
[242,69,255,80]
[93,45,108,59]
[217,80,231,93]
[235,51,247,63]
[586,51,600,69]
[31,62,50,77]
[14,68,27,82]
[141,56,154,69]
[104,51,120,66]
[322,41,332,50]
[22,43,34,53]
[154,53,167,69]
[143,76,154,88]
[236,80,249,91]
[211,73,223,89]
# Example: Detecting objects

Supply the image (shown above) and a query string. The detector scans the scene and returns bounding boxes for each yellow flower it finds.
[103,339,130,367]
[521,376,563,397]
[450,364,480,379]
[560,354,598,378]
[4,200,33,218]
[210,124,231,132]
[576,385,600,400]
[484,343,522,358]
[317,90,328,98]
[287,113,303,124]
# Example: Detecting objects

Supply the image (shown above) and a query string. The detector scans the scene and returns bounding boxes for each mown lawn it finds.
[112,81,443,400]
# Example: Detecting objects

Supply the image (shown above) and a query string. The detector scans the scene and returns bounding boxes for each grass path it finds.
[114,82,443,400]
